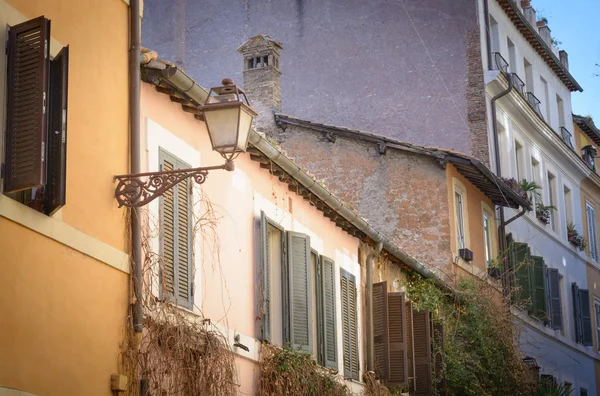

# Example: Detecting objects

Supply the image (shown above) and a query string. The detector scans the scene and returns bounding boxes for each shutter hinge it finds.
[44,39,48,59]
[41,142,45,162]
[191,283,195,297]
[42,92,47,115]
[62,109,67,143]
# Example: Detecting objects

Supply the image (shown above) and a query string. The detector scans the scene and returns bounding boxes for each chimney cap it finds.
[238,35,283,54]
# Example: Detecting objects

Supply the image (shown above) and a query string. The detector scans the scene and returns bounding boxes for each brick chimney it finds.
[238,35,283,134]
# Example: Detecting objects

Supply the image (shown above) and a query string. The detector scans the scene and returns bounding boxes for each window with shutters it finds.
[594,298,600,353]
[572,283,593,346]
[259,212,284,344]
[341,268,359,380]
[159,149,193,309]
[509,240,547,320]
[586,203,598,262]
[312,253,338,369]
[546,268,562,331]
[3,17,69,216]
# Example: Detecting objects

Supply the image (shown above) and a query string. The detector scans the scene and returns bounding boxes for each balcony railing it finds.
[560,127,573,149]
[582,145,597,172]
[526,92,543,120]
[492,52,509,73]
[510,73,525,95]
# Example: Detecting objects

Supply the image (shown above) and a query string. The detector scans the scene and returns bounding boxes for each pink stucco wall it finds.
[141,83,363,394]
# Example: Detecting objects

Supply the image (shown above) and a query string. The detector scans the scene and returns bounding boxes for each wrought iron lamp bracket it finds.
[114,160,234,208]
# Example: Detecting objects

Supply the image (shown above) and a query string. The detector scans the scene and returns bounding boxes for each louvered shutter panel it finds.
[341,268,359,380]
[176,170,192,308]
[44,46,68,215]
[587,204,598,262]
[405,300,415,390]
[573,283,582,343]
[260,211,271,342]
[433,322,446,396]
[413,310,432,396]
[388,292,408,386]
[547,268,562,330]
[160,158,176,298]
[580,289,593,346]
[5,17,50,193]
[159,151,192,308]
[514,243,531,310]
[286,232,312,352]
[321,256,337,369]
[373,281,389,380]
[530,256,547,319]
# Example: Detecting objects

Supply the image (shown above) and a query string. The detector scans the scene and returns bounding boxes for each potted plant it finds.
[502,177,528,203]
[535,204,555,225]
[567,222,587,251]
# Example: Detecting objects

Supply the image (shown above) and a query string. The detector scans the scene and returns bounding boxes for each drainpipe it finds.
[483,0,493,70]
[130,0,143,333]
[366,241,383,373]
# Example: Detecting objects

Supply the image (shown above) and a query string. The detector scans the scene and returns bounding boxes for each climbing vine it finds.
[119,187,238,396]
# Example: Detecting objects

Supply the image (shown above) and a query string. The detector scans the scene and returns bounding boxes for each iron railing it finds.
[582,145,597,172]
[492,52,509,73]
[510,73,525,95]
[560,127,574,149]
[526,92,543,119]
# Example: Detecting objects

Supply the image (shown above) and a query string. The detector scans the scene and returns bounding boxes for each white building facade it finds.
[480,0,599,392]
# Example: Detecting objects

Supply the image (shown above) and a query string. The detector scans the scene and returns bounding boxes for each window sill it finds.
[0,194,129,273]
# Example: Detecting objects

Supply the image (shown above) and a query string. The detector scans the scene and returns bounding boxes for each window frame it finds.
[452,179,469,254]
[594,297,600,353]
[586,202,598,262]
[481,202,497,268]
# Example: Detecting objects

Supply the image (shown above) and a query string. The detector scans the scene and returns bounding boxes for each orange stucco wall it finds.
[446,163,498,279]
[0,1,130,395]
[141,83,363,394]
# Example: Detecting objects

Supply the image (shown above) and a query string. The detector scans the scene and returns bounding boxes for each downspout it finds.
[366,241,383,373]
[483,0,492,70]
[130,0,143,333]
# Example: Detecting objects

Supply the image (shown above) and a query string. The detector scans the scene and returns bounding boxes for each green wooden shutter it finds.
[587,204,598,262]
[286,232,312,352]
[513,242,531,310]
[573,283,582,343]
[159,150,192,309]
[388,292,408,386]
[530,256,547,320]
[547,268,562,330]
[580,289,593,346]
[373,281,389,380]
[5,17,51,193]
[341,268,359,380]
[44,45,69,215]
[320,256,337,369]
[413,310,432,396]
[260,211,271,342]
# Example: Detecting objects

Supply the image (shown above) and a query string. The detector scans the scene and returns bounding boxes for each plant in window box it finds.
[501,178,540,207]
[535,204,555,225]
[487,259,502,279]
[567,222,587,251]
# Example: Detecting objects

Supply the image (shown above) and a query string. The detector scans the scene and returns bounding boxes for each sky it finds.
[532,0,600,121]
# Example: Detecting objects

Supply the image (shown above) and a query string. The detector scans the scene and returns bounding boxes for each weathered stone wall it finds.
[142,0,484,155]
[275,124,452,270]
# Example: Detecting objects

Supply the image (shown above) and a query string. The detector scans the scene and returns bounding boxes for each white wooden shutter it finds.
[286,232,312,352]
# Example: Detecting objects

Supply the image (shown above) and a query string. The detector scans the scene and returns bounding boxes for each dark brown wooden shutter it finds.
[373,281,389,380]
[5,17,50,193]
[405,300,415,390]
[388,292,408,386]
[433,321,446,395]
[44,46,69,215]
[580,289,593,346]
[413,310,432,396]
[573,282,582,343]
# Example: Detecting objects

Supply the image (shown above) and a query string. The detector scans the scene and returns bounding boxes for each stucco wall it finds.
[140,83,364,393]
[0,1,131,395]
[142,0,481,153]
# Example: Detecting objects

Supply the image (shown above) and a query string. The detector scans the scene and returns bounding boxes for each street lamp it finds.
[114,78,257,208]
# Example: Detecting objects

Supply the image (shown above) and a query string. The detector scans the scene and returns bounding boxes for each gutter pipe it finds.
[366,241,383,372]
[130,0,143,333]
